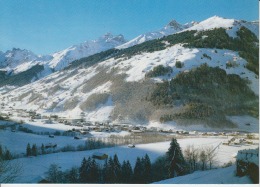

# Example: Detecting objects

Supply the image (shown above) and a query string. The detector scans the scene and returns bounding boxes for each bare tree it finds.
[205,146,217,169]
[191,146,199,171]
[0,158,22,183]
[184,145,199,173]
[199,149,207,171]
[184,145,193,173]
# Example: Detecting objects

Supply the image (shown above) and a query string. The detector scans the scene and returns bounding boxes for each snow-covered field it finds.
[9,137,258,183]
[0,129,130,155]
[154,165,252,184]
[148,115,259,133]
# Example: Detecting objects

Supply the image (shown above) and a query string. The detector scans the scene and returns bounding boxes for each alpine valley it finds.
[0,16,259,184]
[1,16,258,130]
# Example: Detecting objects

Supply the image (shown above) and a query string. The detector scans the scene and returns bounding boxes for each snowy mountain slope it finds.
[0,16,258,127]
[185,16,259,39]
[117,16,259,50]
[0,33,126,80]
[0,48,39,71]
[2,44,258,126]
[0,16,258,88]
[47,33,126,71]
[116,20,197,49]
[185,16,235,32]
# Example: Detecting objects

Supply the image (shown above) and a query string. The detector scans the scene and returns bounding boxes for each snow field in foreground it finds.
[154,165,252,184]
[10,137,258,183]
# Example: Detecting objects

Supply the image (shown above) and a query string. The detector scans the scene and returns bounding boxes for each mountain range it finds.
[0,16,259,130]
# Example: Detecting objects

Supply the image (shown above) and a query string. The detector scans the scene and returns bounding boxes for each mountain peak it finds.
[48,33,127,71]
[0,47,38,69]
[99,33,127,43]
[165,19,183,30]
[109,34,126,43]
[102,32,114,39]
[185,15,235,32]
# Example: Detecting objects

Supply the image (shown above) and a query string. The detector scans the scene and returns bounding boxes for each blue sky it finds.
[0,0,258,55]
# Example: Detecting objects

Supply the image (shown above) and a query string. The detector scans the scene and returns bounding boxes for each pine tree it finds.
[89,158,99,183]
[67,167,79,183]
[166,138,186,178]
[133,157,143,183]
[32,144,37,156]
[143,154,152,183]
[4,149,12,160]
[26,143,31,156]
[41,144,45,155]
[121,160,133,183]
[151,156,168,182]
[113,154,121,183]
[79,157,88,183]
[101,159,108,183]
[104,157,116,183]
[0,144,3,159]
[121,161,128,183]
[86,156,92,181]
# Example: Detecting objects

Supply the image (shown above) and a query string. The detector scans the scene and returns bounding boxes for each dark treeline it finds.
[45,138,191,184]
[45,138,221,184]
[25,138,116,157]
[145,65,173,78]
[46,154,151,184]
[0,144,12,160]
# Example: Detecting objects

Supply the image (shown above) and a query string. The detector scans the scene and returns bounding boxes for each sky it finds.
[0,0,258,55]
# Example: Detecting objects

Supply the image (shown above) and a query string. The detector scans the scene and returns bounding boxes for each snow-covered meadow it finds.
[154,165,252,184]
[8,137,258,183]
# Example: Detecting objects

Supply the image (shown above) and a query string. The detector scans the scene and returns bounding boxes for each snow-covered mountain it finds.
[0,48,39,71]
[116,16,259,50]
[0,16,259,128]
[0,33,127,74]
[47,33,127,71]
[184,16,259,38]
[117,20,197,49]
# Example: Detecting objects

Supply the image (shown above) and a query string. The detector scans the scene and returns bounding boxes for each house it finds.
[92,152,108,160]
[80,130,89,135]
[189,131,198,135]
[43,119,53,124]
[128,144,135,148]
[33,113,41,119]
[131,129,143,133]
[222,141,229,145]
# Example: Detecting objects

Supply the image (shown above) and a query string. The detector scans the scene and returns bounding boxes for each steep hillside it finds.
[147,64,258,127]
[0,16,258,129]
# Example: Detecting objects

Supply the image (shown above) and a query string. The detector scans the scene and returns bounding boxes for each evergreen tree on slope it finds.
[166,138,186,178]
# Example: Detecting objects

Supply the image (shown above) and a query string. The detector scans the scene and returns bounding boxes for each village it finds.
[0,99,259,184]
[0,103,258,147]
